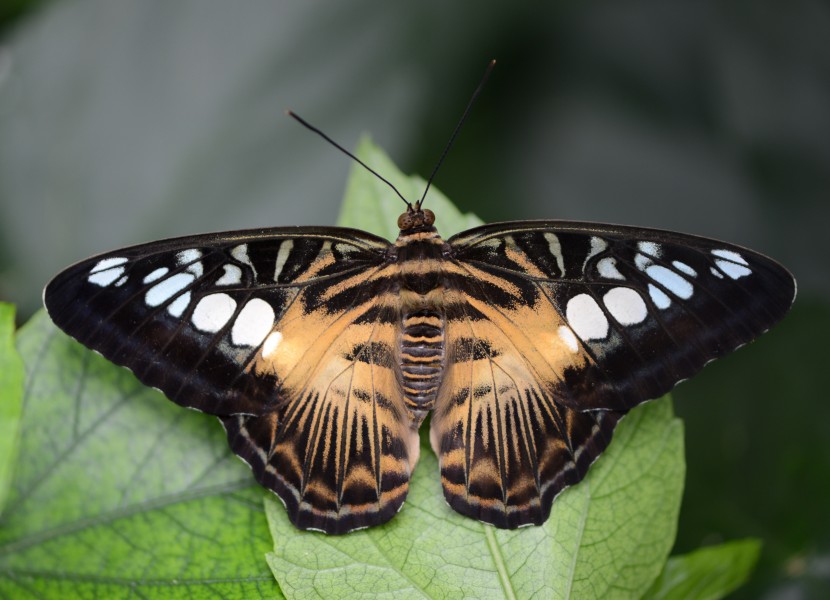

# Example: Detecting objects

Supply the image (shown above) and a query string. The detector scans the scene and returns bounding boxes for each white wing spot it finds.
[145,273,195,307]
[232,244,257,279]
[216,264,243,286]
[143,267,169,284]
[597,257,625,280]
[672,261,697,277]
[603,287,648,325]
[566,294,609,341]
[231,298,275,347]
[262,331,284,358]
[87,257,128,287]
[192,293,237,333]
[646,265,693,299]
[715,260,752,279]
[711,249,752,279]
[142,249,204,316]
[634,241,662,272]
[273,240,294,281]
[648,284,672,309]
[583,237,608,272]
[637,241,662,257]
[177,249,203,277]
[710,267,724,279]
[87,269,124,287]
[543,232,566,275]
[712,248,749,265]
[90,257,128,273]
[557,326,579,353]
[167,292,191,317]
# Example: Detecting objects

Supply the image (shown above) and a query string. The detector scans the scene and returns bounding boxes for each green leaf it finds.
[0,303,24,514]
[266,139,686,599]
[0,313,283,599]
[643,539,761,600]
[337,136,484,240]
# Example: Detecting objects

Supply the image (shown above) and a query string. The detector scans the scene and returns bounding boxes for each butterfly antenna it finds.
[286,110,412,209]
[417,59,496,209]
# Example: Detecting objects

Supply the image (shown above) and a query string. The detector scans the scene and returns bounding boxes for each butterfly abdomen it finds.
[400,310,445,420]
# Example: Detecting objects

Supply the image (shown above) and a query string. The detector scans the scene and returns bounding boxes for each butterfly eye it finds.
[398,211,414,230]
[423,209,435,226]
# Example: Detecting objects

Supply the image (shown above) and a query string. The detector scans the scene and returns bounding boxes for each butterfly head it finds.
[398,206,436,232]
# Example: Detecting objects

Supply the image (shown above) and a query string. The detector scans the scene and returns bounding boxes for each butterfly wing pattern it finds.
[45,227,420,533]
[44,212,795,533]
[433,221,794,527]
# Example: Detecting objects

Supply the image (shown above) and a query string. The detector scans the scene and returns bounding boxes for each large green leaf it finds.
[0,303,24,514]
[0,313,282,599]
[643,539,761,600]
[264,140,687,599]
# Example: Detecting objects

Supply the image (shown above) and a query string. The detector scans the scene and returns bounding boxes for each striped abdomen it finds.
[400,309,445,421]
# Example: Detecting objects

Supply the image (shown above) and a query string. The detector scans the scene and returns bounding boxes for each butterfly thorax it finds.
[394,224,449,423]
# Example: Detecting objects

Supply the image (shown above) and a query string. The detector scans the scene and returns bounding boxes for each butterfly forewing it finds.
[428,221,795,527]
[45,227,389,413]
[448,221,795,411]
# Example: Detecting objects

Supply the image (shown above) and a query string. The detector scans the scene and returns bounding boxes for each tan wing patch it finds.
[225,267,420,534]
[430,277,621,528]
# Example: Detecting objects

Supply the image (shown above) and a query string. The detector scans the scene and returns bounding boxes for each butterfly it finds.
[41,59,794,534]
[43,189,795,534]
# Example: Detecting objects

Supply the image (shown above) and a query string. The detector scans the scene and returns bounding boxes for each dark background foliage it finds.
[1,1,827,597]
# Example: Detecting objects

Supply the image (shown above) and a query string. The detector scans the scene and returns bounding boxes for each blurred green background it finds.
[0,1,827,597]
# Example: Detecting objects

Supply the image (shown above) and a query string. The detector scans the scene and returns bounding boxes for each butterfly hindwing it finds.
[429,221,794,528]
[432,280,624,527]
[220,292,420,533]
